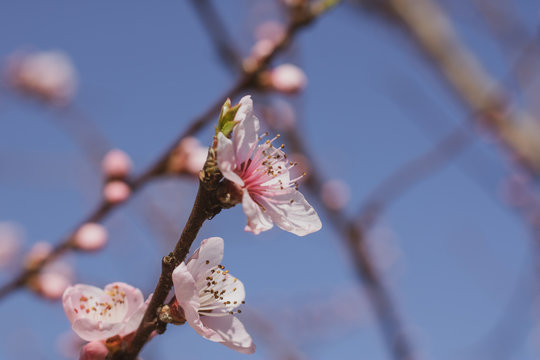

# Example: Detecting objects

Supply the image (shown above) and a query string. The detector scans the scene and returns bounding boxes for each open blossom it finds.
[216,95,321,236]
[172,237,255,354]
[62,282,147,341]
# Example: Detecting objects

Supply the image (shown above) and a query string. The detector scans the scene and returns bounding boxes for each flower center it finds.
[73,285,128,324]
[236,132,305,205]
[197,264,244,317]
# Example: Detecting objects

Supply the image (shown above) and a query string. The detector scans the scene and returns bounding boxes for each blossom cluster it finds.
[62,96,321,358]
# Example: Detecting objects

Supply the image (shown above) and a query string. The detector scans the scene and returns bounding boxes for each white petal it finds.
[232,96,260,161]
[172,262,222,341]
[103,282,142,323]
[241,190,273,235]
[72,317,123,341]
[186,237,224,280]
[261,189,322,236]
[216,132,244,186]
[201,315,256,354]
[121,293,151,336]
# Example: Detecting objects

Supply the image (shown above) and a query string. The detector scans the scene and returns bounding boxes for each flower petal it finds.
[232,96,260,161]
[260,189,322,236]
[186,237,224,280]
[172,262,221,341]
[103,282,143,323]
[242,190,273,235]
[72,317,123,341]
[62,284,105,323]
[216,132,244,186]
[121,293,151,336]
[200,315,256,354]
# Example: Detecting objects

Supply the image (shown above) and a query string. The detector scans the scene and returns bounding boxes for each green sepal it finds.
[215,98,241,138]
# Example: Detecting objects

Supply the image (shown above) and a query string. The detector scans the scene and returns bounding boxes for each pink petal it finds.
[185,237,224,280]
[172,263,220,340]
[241,190,273,235]
[62,284,104,324]
[200,315,256,354]
[72,317,123,342]
[260,189,322,236]
[231,96,260,161]
[216,132,244,186]
[122,294,151,335]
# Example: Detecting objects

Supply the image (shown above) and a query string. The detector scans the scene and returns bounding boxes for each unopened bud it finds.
[102,149,132,179]
[74,223,108,251]
[103,181,131,204]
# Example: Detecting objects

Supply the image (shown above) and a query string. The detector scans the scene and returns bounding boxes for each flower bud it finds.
[74,223,108,251]
[103,181,131,204]
[80,341,109,360]
[102,149,132,179]
[269,64,307,94]
[24,241,53,268]
[38,272,70,300]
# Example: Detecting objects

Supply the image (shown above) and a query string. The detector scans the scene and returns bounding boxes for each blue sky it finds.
[1,1,539,359]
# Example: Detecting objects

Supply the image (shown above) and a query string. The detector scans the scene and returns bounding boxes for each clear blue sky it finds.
[0,1,539,359]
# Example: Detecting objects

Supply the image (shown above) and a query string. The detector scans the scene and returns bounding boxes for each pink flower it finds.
[216,95,321,236]
[102,149,132,179]
[269,64,307,94]
[62,282,147,341]
[172,237,255,354]
[74,223,108,251]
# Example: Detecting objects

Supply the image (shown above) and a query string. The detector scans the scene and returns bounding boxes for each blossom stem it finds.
[113,182,219,360]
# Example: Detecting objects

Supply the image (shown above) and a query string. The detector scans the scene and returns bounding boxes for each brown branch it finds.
[0,0,335,300]
[114,181,218,359]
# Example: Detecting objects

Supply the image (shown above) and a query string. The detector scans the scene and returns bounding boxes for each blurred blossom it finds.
[24,241,53,268]
[102,149,132,179]
[216,95,321,236]
[250,39,274,60]
[255,21,285,43]
[167,136,208,175]
[0,221,24,268]
[172,237,256,354]
[74,223,108,251]
[38,270,72,300]
[80,341,108,360]
[7,50,77,105]
[62,282,148,341]
[38,261,74,300]
[103,181,131,204]
[321,180,351,210]
[269,64,307,94]
[56,331,86,359]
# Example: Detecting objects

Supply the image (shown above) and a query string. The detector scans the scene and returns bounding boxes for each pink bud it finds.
[80,341,109,360]
[74,223,108,251]
[269,64,307,94]
[321,180,351,210]
[38,271,71,300]
[102,149,132,178]
[103,181,131,204]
